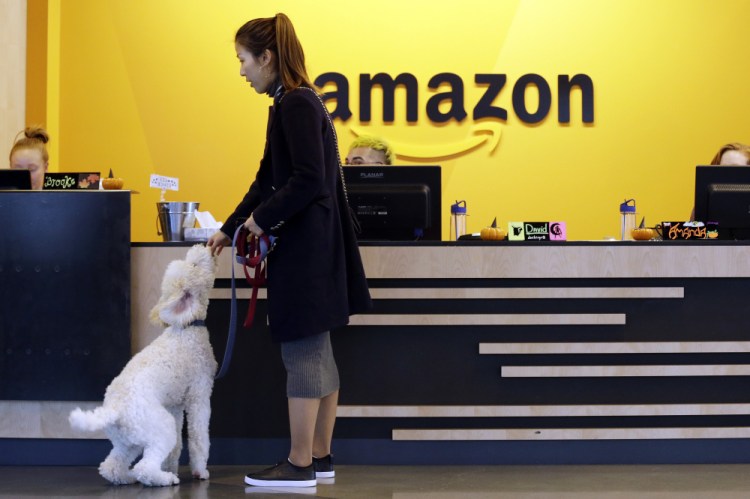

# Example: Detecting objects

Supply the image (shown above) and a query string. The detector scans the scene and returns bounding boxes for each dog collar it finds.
[187,320,206,328]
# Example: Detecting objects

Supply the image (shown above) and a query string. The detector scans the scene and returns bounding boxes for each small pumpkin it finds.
[631,227,657,240]
[102,168,124,190]
[480,217,507,241]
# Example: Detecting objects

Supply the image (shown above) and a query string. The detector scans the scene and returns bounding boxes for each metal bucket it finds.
[156,202,200,241]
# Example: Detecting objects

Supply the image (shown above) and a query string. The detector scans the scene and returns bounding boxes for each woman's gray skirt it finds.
[280,331,339,398]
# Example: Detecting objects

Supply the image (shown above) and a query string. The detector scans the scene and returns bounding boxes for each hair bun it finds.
[24,126,49,144]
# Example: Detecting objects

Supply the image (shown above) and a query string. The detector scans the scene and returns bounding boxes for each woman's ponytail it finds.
[236,13,316,91]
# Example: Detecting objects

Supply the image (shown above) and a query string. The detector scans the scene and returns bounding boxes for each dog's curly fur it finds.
[69,245,218,487]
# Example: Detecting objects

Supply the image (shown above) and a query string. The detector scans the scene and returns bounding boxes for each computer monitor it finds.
[0,169,32,190]
[694,165,750,240]
[343,165,441,241]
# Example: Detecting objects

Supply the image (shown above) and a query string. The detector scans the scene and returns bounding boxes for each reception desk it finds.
[0,191,130,402]
[3,240,750,465]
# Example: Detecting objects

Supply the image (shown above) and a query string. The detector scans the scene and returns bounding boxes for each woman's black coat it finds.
[221,87,372,342]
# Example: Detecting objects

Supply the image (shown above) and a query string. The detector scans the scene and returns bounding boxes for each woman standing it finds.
[207,13,371,488]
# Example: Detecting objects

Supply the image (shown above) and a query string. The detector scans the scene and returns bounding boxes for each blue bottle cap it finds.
[451,200,467,214]
[619,199,636,213]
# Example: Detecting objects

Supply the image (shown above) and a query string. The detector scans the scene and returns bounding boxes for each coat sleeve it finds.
[251,91,326,233]
[220,178,261,237]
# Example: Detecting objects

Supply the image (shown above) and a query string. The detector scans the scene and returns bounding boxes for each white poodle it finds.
[69,244,218,487]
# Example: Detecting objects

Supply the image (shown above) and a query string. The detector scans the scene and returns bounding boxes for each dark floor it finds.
[2,464,750,498]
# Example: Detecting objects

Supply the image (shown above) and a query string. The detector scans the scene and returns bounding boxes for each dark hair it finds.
[9,126,50,163]
[235,13,316,91]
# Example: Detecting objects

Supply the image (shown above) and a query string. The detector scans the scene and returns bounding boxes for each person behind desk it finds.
[691,142,750,219]
[344,134,394,165]
[206,13,371,488]
[710,142,750,166]
[9,127,49,190]
[8,127,49,190]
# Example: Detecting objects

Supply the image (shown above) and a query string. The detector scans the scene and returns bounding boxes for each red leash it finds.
[215,227,276,379]
[235,227,275,328]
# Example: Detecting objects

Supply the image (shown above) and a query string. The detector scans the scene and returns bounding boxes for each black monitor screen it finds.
[0,169,32,190]
[343,165,441,241]
[694,165,750,240]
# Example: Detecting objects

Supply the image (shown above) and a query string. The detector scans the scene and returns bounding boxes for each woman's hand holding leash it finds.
[243,214,264,237]
[207,231,231,256]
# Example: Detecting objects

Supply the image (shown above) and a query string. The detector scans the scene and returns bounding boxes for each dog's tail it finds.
[68,406,118,432]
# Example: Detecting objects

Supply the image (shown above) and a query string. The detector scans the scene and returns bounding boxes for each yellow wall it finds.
[25,0,47,128]
[45,0,750,241]
[1,0,27,165]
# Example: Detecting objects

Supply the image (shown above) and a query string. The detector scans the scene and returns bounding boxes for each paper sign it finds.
[522,222,550,241]
[43,172,101,190]
[661,221,718,240]
[549,222,567,241]
[150,174,179,191]
[508,222,525,241]
[507,222,567,241]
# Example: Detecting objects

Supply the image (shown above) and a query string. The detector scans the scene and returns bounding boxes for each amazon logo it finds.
[314,72,594,160]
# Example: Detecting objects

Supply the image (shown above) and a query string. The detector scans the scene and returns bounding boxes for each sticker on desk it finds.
[43,172,101,190]
[508,222,567,241]
[549,222,567,241]
[508,222,525,241]
[661,221,718,240]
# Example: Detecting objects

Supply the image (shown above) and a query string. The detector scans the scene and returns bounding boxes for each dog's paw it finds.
[192,468,209,480]
[138,470,180,487]
[99,465,137,485]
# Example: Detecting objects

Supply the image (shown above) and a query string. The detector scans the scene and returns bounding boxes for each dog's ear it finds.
[149,300,168,327]
[156,278,203,327]
[150,248,215,329]
[163,290,197,324]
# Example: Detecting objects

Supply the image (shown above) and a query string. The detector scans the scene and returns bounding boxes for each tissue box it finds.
[184,227,216,241]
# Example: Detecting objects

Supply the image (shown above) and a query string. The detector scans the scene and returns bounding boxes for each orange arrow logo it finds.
[349,123,502,161]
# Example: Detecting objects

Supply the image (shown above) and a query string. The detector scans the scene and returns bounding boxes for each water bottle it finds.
[620,198,637,240]
[450,200,467,241]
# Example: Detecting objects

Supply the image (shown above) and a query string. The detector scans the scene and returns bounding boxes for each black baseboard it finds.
[2,438,750,466]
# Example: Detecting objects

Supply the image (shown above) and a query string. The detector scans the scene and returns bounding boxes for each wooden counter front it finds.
[134,241,750,464]
[4,241,750,465]
[129,241,750,346]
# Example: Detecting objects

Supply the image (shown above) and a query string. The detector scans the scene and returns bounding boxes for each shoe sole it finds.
[245,486,318,494]
[244,476,317,487]
[315,470,335,478]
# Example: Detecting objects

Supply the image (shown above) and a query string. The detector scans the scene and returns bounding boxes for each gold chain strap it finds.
[280,87,351,205]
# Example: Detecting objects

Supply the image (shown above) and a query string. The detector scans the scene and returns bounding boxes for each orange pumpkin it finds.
[480,217,507,240]
[631,228,657,240]
[102,178,124,190]
[102,168,124,190]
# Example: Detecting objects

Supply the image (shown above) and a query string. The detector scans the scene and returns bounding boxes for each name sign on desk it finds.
[150,174,179,191]
[662,221,718,240]
[508,221,567,241]
[43,172,101,190]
